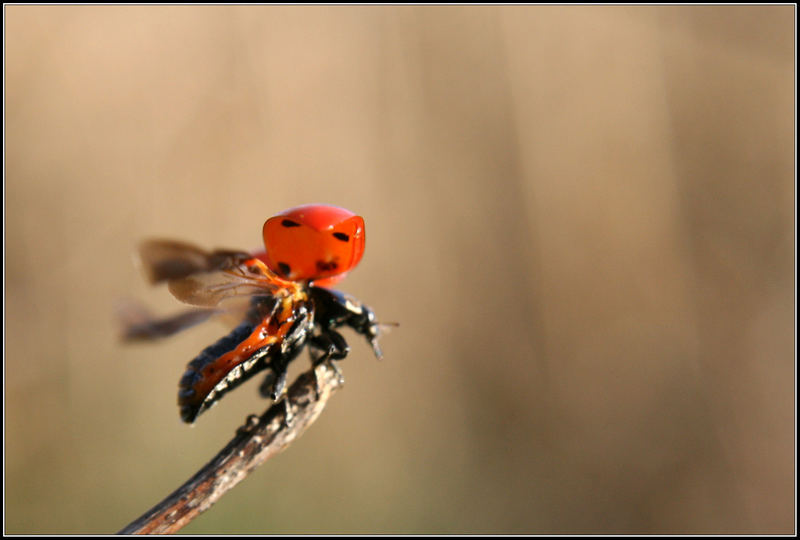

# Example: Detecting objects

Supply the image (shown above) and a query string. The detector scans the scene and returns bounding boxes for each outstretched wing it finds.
[136,239,299,308]
[138,239,251,284]
[116,299,220,341]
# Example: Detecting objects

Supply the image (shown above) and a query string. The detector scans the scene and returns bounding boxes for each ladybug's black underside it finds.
[178,286,382,423]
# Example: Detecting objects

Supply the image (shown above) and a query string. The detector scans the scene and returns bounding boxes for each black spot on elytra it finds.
[317,260,339,272]
[281,219,301,228]
[333,232,350,242]
[278,262,291,276]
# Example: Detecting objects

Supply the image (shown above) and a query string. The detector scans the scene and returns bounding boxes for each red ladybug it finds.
[124,204,386,423]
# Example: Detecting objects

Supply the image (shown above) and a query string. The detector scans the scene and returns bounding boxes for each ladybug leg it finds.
[258,357,290,401]
[257,365,291,430]
[282,398,294,427]
[308,330,349,395]
[355,306,383,360]
[258,371,275,398]
[271,366,289,401]
[259,369,292,427]
[310,329,350,364]
[340,304,383,360]
[259,342,306,401]
[258,309,310,401]
[310,360,324,400]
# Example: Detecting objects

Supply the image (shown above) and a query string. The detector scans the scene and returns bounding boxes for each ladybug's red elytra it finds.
[256,204,365,288]
[123,204,386,424]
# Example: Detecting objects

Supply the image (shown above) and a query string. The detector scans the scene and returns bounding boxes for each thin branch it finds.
[118,363,345,535]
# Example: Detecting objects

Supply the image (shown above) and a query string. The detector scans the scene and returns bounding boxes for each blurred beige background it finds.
[4,5,795,534]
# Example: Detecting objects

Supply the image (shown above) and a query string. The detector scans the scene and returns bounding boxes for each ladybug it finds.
[123,204,386,423]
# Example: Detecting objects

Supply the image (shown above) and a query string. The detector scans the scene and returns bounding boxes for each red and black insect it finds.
[123,204,386,423]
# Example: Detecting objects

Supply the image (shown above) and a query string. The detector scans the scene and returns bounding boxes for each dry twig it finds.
[118,363,344,534]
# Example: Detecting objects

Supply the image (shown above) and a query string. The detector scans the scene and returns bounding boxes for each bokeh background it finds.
[4,5,795,534]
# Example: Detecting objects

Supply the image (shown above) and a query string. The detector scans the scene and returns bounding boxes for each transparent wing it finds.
[166,262,291,307]
[116,299,220,341]
[137,239,252,284]
[136,238,298,308]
